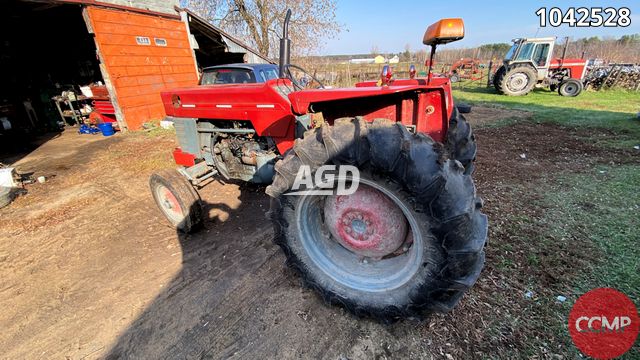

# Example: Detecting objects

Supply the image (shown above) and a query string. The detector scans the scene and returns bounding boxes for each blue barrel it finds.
[98,122,115,136]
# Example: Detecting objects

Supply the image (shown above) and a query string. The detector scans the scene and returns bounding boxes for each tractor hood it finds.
[288,77,451,116]
[161,82,287,119]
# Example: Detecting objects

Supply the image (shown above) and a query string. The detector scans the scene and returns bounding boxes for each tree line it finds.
[433,35,640,64]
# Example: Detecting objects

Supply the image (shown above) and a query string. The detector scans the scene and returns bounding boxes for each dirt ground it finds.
[0,108,636,359]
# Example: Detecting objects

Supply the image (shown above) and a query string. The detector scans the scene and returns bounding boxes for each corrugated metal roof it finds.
[176,6,272,64]
[220,35,268,64]
[23,0,181,19]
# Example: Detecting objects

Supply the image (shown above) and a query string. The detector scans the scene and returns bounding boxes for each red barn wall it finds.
[86,7,198,130]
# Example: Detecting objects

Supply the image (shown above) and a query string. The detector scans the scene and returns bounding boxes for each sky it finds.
[321,0,640,55]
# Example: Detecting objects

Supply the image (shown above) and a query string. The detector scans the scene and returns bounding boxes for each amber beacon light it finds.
[423,18,465,45]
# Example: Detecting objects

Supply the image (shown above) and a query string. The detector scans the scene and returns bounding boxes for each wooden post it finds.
[179,10,201,79]
[486,60,493,88]
[602,65,617,89]
[610,66,624,89]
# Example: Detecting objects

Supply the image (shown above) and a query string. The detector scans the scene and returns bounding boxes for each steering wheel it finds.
[284,64,326,90]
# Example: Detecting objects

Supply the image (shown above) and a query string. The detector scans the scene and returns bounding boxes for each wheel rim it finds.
[507,72,529,92]
[324,184,409,258]
[294,178,424,292]
[154,184,184,223]
[563,83,578,95]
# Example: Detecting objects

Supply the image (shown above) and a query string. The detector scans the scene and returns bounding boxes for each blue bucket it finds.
[98,122,115,136]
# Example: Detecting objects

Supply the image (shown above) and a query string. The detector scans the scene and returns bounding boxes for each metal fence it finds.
[307,61,640,91]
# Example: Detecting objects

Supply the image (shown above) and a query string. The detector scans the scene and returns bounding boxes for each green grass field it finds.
[454,82,640,132]
[541,165,639,358]
[453,83,639,357]
[547,166,640,301]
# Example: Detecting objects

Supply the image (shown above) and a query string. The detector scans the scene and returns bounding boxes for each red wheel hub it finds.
[159,186,183,218]
[324,184,408,258]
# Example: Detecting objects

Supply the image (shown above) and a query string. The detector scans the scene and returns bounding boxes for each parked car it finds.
[199,63,279,85]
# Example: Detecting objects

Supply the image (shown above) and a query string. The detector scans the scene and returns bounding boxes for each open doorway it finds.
[0,0,103,157]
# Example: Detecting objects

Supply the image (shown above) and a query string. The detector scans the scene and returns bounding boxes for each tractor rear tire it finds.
[267,118,487,322]
[150,169,202,233]
[497,64,537,96]
[446,107,477,174]
[558,79,583,97]
[493,65,506,93]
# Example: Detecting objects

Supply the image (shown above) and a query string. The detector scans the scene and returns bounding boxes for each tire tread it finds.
[269,118,488,321]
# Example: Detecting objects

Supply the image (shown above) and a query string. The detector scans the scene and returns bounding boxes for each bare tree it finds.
[183,0,342,58]
[181,0,224,22]
[401,43,411,62]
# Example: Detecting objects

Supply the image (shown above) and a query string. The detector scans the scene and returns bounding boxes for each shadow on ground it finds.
[105,183,277,358]
[104,180,438,359]
[0,130,62,165]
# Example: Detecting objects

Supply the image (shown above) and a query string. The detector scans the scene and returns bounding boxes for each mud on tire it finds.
[267,118,488,321]
[446,107,477,175]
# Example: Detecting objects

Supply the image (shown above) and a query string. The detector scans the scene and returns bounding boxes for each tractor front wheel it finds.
[150,169,202,233]
[267,118,488,321]
[558,79,583,97]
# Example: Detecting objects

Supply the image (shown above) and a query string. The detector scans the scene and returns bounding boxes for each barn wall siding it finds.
[87,6,198,130]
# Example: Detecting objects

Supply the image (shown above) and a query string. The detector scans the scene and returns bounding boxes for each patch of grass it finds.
[545,165,640,300]
[478,165,640,357]
[540,165,640,358]
[123,121,176,139]
[527,253,540,266]
[588,137,640,151]
[142,126,176,138]
[449,81,639,356]
[453,82,640,137]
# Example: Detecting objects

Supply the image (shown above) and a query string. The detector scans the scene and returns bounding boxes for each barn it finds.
[0,0,269,144]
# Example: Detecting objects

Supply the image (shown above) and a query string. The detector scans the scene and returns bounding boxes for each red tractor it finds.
[493,37,587,96]
[151,12,487,321]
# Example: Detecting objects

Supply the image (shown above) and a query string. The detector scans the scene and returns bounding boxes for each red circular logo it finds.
[569,288,639,359]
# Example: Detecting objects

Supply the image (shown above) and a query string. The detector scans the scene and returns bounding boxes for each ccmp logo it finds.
[286,165,360,196]
[574,315,632,333]
[568,288,639,359]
